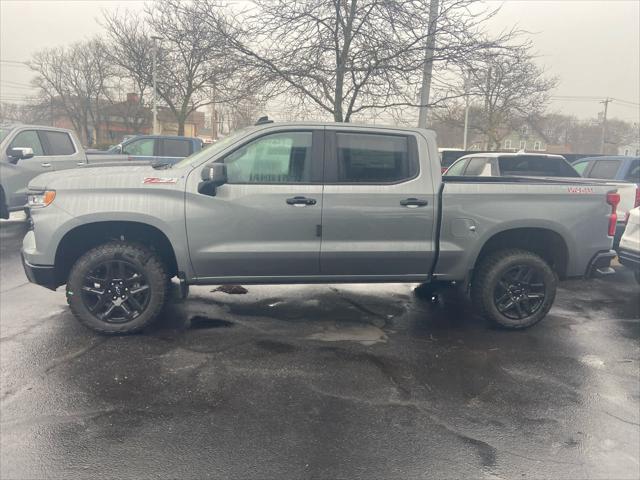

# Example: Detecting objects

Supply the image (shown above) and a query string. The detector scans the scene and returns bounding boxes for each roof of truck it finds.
[458,152,567,159]
[250,121,435,136]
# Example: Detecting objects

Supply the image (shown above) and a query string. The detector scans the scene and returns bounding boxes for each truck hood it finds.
[27,165,186,191]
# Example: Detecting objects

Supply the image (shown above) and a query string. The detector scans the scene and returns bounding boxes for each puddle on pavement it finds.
[212,285,249,294]
[189,316,234,329]
[307,325,387,346]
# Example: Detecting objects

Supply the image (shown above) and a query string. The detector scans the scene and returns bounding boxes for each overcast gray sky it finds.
[1,0,639,123]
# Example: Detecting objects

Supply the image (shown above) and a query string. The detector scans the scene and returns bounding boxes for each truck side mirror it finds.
[198,162,227,196]
[7,147,34,163]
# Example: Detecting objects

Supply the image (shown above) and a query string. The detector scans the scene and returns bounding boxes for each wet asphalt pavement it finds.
[1,220,639,480]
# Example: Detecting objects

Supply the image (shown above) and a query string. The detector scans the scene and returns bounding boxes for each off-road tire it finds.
[471,249,557,329]
[67,242,167,334]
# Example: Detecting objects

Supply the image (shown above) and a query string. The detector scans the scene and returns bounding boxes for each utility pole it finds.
[417,0,439,128]
[600,97,611,154]
[462,71,471,150]
[210,84,218,141]
[151,35,161,135]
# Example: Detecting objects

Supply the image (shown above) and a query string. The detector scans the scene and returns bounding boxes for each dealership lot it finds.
[1,220,639,479]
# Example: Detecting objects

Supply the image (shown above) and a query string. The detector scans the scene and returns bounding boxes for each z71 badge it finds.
[143,177,178,184]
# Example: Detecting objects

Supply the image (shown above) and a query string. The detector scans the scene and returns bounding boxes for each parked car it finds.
[22,121,620,334]
[572,156,640,247]
[101,135,204,165]
[572,155,639,184]
[444,152,581,178]
[0,124,143,218]
[618,206,640,284]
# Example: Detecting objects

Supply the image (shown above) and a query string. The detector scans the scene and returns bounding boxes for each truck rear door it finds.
[320,129,437,276]
[38,129,85,170]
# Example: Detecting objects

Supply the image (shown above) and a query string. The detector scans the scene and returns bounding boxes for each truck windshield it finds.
[171,127,254,169]
[498,155,580,177]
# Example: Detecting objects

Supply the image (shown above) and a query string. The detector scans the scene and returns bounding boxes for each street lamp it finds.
[151,35,162,135]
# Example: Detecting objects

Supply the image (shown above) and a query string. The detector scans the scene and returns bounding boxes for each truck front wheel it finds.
[471,249,557,329]
[66,242,168,334]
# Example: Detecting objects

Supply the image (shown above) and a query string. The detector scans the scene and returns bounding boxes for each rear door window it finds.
[163,138,192,158]
[333,133,417,183]
[9,130,45,156]
[588,160,621,179]
[498,155,579,177]
[42,131,76,155]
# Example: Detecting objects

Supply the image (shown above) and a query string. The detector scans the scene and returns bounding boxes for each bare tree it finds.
[103,1,247,136]
[29,39,113,146]
[462,47,558,150]
[0,100,51,125]
[191,0,515,123]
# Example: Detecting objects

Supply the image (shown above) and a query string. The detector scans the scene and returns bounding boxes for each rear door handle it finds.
[400,198,428,208]
[286,196,317,207]
[41,162,51,168]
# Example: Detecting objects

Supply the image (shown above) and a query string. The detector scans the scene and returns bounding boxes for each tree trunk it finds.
[177,119,185,136]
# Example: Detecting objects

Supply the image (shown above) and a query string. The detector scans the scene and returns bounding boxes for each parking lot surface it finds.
[1,220,639,479]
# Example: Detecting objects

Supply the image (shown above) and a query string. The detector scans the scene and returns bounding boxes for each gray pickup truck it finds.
[0,124,137,218]
[21,122,620,334]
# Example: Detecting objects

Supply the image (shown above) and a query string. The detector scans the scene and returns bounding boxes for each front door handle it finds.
[400,198,428,208]
[286,196,317,207]
[41,162,52,168]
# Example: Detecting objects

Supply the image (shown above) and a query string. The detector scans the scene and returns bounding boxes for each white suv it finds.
[619,206,640,284]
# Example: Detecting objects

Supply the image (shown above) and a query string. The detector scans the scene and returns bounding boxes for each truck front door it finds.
[186,129,324,279]
[320,129,437,277]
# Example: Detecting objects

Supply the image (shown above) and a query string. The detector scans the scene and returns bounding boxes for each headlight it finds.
[27,190,56,208]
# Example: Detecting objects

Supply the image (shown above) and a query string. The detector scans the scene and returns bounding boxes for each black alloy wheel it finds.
[492,264,546,320]
[80,259,151,323]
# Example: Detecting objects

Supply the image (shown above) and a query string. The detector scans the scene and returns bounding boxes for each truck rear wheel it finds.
[66,242,168,334]
[471,249,557,329]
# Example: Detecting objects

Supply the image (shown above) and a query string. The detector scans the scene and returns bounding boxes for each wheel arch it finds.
[54,220,179,286]
[472,227,570,280]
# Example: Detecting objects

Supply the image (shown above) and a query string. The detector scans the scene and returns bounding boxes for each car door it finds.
[185,129,324,279]
[320,129,436,277]
[3,129,52,209]
[39,130,83,170]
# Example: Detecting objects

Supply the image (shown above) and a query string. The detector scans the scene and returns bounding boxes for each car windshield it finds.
[171,127,254,169]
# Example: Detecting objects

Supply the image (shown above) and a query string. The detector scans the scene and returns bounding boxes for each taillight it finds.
[441,167,448,174]
[606,191,620,237]
[635,187,640,208]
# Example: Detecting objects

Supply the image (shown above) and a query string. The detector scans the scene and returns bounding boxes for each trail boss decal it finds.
[567,186,594,194]
[143,177,179,184]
